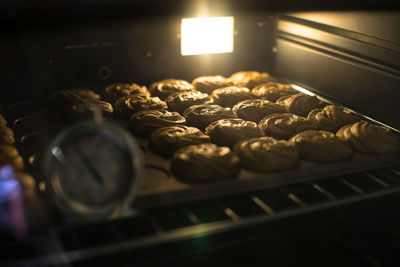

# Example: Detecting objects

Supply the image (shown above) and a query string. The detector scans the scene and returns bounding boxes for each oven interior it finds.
[0,3,400,266]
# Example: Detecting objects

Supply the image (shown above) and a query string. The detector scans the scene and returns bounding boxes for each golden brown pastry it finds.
[113,95,167,118]
[129,109,186,136]
[52,89,100,107]
[0,145,24,169]
[290,130,353,162]
[230,71,276,89]
[171,143,240,183]
[192,75,233,94]
[149,126,210,157]
[308,105,360,131]
[210,86,256,107]
[258,113,316,140]
[232,99,286,122]
[149,79,194,100]
[66,100,114,119]
[104,83,149,102]
[0,114,6,126]
[205,118,264,147]
[279,94,326,116]
[165,91,213,114]
[336,121,399,154]
[0,126,15,145]
[251,82,298,102]
[276,95,292,107]
[183,104,235,129]
[234,136,299,172]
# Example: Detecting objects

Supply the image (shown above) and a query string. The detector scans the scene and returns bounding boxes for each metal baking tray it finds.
[132,137,400,209]
[129,83,400,209]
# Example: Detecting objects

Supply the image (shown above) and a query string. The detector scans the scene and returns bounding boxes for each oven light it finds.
[181,16,234,56]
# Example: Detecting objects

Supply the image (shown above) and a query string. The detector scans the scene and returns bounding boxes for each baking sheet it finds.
[132,137,400,209]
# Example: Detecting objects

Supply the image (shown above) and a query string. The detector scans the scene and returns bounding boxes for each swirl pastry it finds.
[192,75,233,94]
[0,145,24,169]
[205,118,264,147]
[104,83,149,102]
[0,126,15,145]
[251,82,298,102]
[280,94,326,116]
[129,109,186,136]
[165,91,213,114]
[0,114,6,126]
[336,121,399,154]
[210,86,256,107]
[234,136,299,172]
[113,95,167,118]
[232,99,286,122]
[66,100,114,120]
[308,105,360,131]
[149,79,194,99]
[230,71,276,89]
[171,143,240,183]
[183,104,235,129]
[149,125,210,157]
[52,89,100,107]
[258,113,316,140]
[290,130,353,162]
[276,95,292,107]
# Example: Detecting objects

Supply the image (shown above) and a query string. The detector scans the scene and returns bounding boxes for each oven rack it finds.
[2,163,400,266]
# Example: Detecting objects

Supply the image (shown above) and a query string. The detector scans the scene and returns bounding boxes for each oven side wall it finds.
[276,11,400,130]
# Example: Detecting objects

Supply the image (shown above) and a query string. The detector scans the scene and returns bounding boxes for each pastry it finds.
[113,95,167,118]
[0,145,24,169]
[258,113,316,140]
[0,126,15,145]
[191,75,233,94]
[13,114,62,138]
[205,118,264,147]
[251,82,298,102]
[232,99,286,122]
[276,95,292,107]
[66,100,114,119]
[234,136,299,172]
[52,89,100,107]
[149,125,210,157]
[104,83,149,102]
[165,91,213,114]
[290,130,353,162]
[171,143,240,183]
[0,114,6,126]
[337,121,399,154]
[308,105,360,131]
[279,94,326,116]
[20,131,54,158]
[210,86,256,107]
[183,104,235,129]
[149,79,194,99]
[230,71,275,89]
[129,109,186,136]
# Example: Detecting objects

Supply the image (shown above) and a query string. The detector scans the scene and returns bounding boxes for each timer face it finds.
[57,136,125,207]
[45,121,142,218]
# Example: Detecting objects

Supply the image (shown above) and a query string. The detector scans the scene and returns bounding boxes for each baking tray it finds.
[132,136,400,209]
[127,84,400,209]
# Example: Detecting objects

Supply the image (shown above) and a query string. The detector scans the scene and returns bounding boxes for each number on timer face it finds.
[46,122,142,218]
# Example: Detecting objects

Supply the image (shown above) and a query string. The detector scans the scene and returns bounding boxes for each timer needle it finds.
[75,146,104,185]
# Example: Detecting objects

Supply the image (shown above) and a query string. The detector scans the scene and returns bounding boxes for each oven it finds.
[1,1,400,266]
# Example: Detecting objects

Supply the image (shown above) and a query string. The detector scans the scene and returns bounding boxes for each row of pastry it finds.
[49,71,281,120]
[167,120,399,183]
